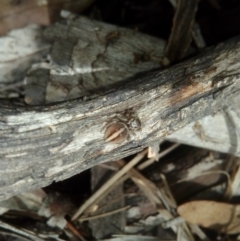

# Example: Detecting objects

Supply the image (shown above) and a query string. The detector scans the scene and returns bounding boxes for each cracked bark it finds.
[0,35,240,201]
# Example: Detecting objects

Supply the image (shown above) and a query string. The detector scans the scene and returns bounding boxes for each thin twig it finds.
[65,221,87,241]
[85,144,180,212]
[0,220,44,241]
[78,205,130,221]
[71,149,147,220]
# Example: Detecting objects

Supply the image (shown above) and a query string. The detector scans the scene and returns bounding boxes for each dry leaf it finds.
[177,200,240,234]
[0,0,96,35]
[0,24,50,94]
[0,189,46,215]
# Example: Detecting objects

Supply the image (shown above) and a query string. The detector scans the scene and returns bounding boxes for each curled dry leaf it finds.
[177,200,240,234]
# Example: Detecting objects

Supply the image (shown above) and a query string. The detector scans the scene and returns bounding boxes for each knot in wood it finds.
[104,122,128,144]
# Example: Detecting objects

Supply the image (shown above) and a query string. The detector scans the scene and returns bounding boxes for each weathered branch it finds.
[0,35,240,200]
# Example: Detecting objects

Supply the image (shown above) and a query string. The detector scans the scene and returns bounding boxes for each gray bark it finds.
[40,15,165,103]
[168,102,240,157]
[21,15,240,158]
[0,34,240,201]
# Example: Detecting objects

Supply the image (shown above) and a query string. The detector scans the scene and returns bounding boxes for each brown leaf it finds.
[0,0,96,35]
[177,200,240,234]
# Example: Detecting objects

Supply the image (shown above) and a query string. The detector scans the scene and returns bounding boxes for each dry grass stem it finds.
[79,205,130,222]
[72,149,148,220]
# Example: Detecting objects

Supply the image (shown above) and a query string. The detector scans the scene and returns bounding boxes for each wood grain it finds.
[0,35,240,201]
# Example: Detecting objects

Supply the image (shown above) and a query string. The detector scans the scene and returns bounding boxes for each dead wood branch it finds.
[0,35,240,201]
